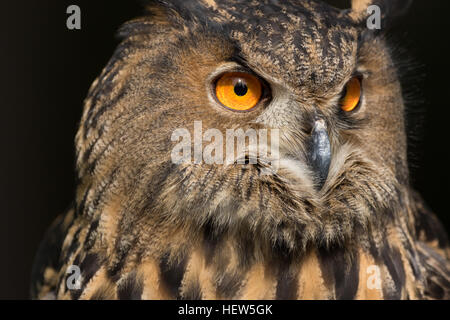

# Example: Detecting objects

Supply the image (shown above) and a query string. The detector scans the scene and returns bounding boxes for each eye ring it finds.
[214,72,265,112]
[340,76,362,112]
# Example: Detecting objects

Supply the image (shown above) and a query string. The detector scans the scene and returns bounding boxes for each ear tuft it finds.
[351,0,373,14]
[350,0,413,29]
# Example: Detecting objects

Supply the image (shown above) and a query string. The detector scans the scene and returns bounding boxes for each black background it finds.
[0,0,449,299]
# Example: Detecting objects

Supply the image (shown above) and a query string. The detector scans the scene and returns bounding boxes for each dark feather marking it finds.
[216,271,243,299]
[90,285,113,300]
[72,254,81,270]
[82,134,102,163]
[417,243,450,299]
[200,167,214,189]
[117,271,144,300]
[380,244,405,300]
[234,166,246,187]
[203,219,225,266]
[258,180,264,212]
[89,87,128,133]
[81,254,101,283]
[337,250,360,300]
[398,228,422,280]
[83,219,99,251]
[203,170,227,204]
[213,246,244,299]
[84,67,125,130]
[236,228,255,270]
[86,134,119,174]
[159,252,187,299]
[426,279,445,300]
[275,262,299,300]
[65,228,81,259]
[69,287,83,300]
[107,234,140,282]
[76,186,91,216]
[32,208,76,297]
[318,246,360,300]
[246,173,254,201]
[415,199,450,249]
[181,281,202,300]
[69,253,101,300]
[89,167,119,211]
[86,100,159,174]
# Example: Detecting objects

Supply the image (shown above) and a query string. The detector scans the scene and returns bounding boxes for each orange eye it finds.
[215,72,263,111]
[340,77,362,112]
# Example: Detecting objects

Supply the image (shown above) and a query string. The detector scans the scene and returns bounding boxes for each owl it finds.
[31,0,450,300]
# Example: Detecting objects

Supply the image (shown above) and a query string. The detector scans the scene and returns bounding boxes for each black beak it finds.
[307,119,331,190]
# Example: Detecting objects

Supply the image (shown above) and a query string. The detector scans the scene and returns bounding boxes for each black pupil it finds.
[234,80,248,96]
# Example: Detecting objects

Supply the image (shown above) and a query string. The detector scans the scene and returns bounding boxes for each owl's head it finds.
[76,0,413,255]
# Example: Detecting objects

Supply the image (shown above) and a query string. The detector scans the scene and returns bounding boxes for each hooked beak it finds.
[307,119,331,190]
